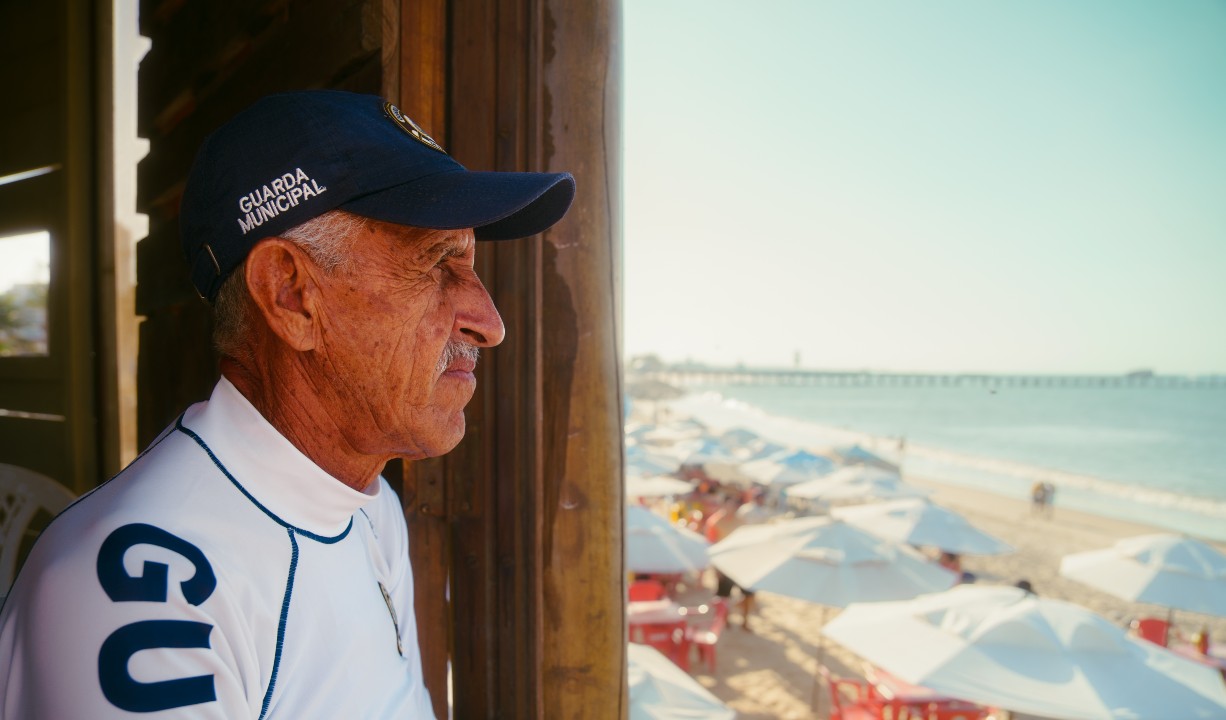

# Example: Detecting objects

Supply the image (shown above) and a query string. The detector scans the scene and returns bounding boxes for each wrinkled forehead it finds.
[355,219,477,262]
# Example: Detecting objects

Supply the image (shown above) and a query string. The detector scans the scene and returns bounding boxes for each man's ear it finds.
[244,238,320,351]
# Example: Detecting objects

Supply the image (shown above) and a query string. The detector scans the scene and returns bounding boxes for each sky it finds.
[0,232,50,293]
[622,1,1226,375]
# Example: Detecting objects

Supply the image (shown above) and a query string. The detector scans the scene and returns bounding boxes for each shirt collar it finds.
[183,377,379,536]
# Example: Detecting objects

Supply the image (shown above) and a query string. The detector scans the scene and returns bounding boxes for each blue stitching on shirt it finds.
[260,528,298,720]
[359,507,378,539]
[175,417,352,544]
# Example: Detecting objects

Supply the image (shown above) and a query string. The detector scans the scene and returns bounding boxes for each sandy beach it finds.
[668,476,1226,719]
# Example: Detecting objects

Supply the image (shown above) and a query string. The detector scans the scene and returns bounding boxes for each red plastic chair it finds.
[631,619,690,671]
[923,699,995,720]
[817,665,882,720]
[684,597,729,673]
[1131,617,1172,647]
[628,579,667,602]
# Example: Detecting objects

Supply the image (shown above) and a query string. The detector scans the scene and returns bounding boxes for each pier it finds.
[632,366,1225,389]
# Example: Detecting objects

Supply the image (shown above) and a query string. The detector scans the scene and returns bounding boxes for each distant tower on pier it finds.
[794,350,802,368]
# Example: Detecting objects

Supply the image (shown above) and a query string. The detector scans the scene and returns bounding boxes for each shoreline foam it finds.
[667,390,1226,543]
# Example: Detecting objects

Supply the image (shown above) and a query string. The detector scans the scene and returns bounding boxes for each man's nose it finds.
[456,275,505,347]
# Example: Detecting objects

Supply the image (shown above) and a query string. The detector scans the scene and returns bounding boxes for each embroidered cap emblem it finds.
[383,102,445,153]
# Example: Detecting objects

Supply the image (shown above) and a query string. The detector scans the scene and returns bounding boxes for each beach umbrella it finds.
[717,426,760,451]
[708,516,957,607]
[786,466,929,503]
[739,439,787,462]
[710,515,957,715]
[740,448,836,489]
[1060,533,1226,617]
[626,444,681,478]
[832,498,1014,556]
[626,505,710,574]
[822,584,1226,720]
[626,475,696,499]
[628,642,736,720]
[677,438,738,468]
[834,443,900,471]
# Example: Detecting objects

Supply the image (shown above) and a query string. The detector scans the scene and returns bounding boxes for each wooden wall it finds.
[137,0,624,715]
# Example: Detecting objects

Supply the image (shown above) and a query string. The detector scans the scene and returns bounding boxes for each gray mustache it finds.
[436,342,480,374]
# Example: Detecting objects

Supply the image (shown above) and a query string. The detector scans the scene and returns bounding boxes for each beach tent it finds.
[626,505,710,574]
[708,516,956,607]
[832,498,1013,556]
[626,475,696,500]
[628,642,736,719]
[822,584,1226,720]
[1060,533,1226,617]
[786,466,929,503]
[740,448,836,489]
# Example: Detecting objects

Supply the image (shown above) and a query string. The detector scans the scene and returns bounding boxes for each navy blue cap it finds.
[180,90,576,302]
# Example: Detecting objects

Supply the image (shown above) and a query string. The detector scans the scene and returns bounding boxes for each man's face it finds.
[309,219,504,460]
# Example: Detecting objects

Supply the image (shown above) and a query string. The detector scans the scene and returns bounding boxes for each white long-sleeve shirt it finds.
[0,378,436,719]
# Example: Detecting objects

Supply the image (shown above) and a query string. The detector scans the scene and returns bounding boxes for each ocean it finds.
[664,383,1226,542]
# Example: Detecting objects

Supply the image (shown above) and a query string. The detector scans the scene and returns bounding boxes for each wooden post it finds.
[388,0,625,715]
[537,1,626,716]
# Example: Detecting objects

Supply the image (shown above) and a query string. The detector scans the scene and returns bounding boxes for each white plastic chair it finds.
[0,463,76,595]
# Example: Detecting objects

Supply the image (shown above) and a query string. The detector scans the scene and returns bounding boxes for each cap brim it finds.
[340,169,575,240]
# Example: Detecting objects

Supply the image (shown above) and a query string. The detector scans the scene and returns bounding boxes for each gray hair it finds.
[212,210,370,360]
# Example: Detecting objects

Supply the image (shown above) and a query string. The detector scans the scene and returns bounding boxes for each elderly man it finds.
[0,91,574,718]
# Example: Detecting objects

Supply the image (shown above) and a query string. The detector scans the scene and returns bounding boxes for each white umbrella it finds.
[787,466,929,503]
[717,426,760,451]
[626,444,681,478]
[708,516,957,607]
[833,498,1014,556]
[626,475,696,499]
[823,584,1226,720]
[740,448,836,488]
[628,642,736,719]
[676,438,737,468]
[710,515,956,716]
[739,439,786,462]
[1060,533,1226,617]
[626,505,710,574]
[834,443,900,471]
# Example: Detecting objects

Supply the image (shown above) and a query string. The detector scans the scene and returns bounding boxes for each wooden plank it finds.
[137,0,285,128]
[400,456,450,720]
[445,3,502,716]
[136,301,216,446]
[0,172,59,236]
[0,102,61,181]
[0,0,58,59]
[0,378,64,416]
[0,0,61,179]
[135,0,378,214]
[134,223,197,315]
[0,417,71,487]
[536,0,626,716]
[397,0,447,144]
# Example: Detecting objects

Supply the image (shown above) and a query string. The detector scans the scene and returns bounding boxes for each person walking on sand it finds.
[1030,481,1048,517]
[706,496,757,631]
